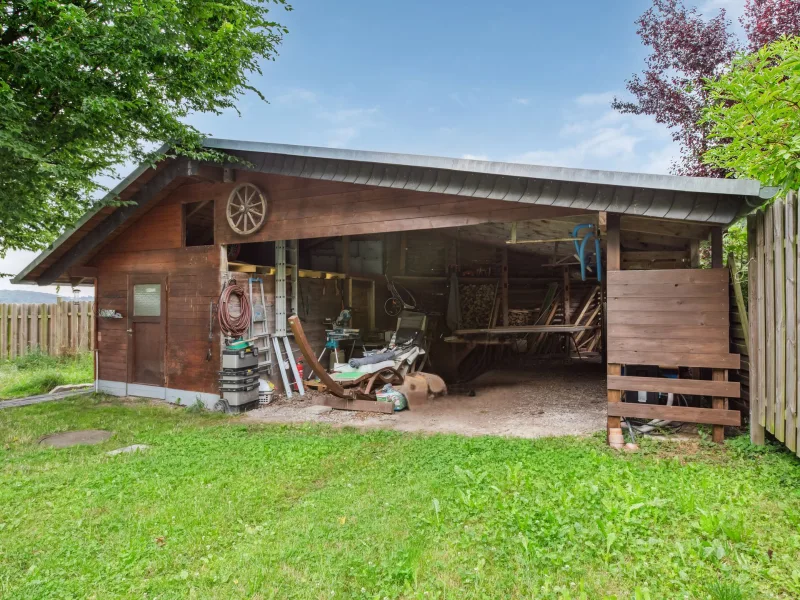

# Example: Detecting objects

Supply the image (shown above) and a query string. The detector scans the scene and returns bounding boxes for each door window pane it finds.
[134,284,161,317]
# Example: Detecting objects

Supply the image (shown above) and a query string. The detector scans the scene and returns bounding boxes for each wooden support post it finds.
[399,232,407,275]
[501,247,509,327]
[0,304,6,360]
[747,215,765,445]
[368,280,376,332]
[711,227,723,269]
[562,267,571,324]
[606,213,622,439]
[689,239,700,268]
[341,235,351,275]
[712,369,728,443]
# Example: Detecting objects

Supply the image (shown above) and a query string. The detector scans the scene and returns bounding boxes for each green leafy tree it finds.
[702,36,800,192]
[0,0,289,254]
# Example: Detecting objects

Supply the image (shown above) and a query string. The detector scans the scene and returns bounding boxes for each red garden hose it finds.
[218,281,252,339]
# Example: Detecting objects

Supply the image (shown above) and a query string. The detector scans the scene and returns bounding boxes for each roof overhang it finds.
[14,139,764,285]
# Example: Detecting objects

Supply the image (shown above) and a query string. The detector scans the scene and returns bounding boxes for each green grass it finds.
[1,397,800,599]
[0,351,93,399]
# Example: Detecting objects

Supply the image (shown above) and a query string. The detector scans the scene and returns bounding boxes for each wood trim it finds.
[39,160,198,285]
[607,375,740,398]
[607,351,740,369]
[607,403,741,426]
[313,397,395,414]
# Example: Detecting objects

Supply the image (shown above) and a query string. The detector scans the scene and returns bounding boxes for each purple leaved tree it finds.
[613,0,800,177]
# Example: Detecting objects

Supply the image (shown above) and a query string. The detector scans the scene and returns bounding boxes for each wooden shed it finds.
[14,140,764,441]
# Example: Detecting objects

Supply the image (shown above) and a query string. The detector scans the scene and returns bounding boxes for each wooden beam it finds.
[563,267,571,325]
[606,213,622,439]
[67,267,98,279]
[607,350,740,370]
[501,247,509,327]
[341,235,351,275]
[39,159,198,285]
[712,369,729,442]
[607,375,740,398]
[607,403,741,427]
[313,397,395,414]
[711,226,723,269]
[399,232,407,275]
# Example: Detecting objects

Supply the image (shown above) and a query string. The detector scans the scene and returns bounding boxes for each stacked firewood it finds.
[459,283,496,329]
[508,309,534,326]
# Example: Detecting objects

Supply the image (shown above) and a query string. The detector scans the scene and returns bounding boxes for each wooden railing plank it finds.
[607,351,740,370]
[607,403,741,427]
[607,375,740,398]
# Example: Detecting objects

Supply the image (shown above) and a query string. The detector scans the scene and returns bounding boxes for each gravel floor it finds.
[244,360,607,439]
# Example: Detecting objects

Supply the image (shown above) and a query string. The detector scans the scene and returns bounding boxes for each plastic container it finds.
[258,379,275,405]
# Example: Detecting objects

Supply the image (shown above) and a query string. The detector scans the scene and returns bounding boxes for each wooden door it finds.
[127,275,166,386]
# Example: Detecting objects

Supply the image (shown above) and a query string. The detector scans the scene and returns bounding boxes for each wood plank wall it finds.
[89,187,222,392]
[166,173,586,244]
[607,269,737,367]
[0,301,94,359]
[748,194,800,456]
[605,266,742,440]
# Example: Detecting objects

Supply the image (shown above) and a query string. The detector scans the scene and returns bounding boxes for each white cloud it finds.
[327,127,359,148]
[511,91,677,174]
[317,107,381,148]
[512,97,530,106]
[462,154,489,161]
[274,88,318,104]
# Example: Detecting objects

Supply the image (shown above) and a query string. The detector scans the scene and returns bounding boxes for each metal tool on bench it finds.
[314,307,361,373]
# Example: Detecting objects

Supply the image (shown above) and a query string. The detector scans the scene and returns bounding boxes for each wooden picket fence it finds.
[0,301,95,360]
[747,190,800,457]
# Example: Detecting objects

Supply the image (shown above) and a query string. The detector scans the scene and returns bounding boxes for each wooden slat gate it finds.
[0,301,95,359]
[747,192,800,456]
[605,268,742,442]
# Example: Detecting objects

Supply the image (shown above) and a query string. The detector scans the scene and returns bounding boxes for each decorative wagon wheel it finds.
[226,183,268,235]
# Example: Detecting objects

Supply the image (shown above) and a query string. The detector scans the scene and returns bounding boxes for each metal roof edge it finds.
[203,138,763,198]
[12,144,170,285]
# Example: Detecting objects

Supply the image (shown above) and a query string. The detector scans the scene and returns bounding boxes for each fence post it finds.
[748,214,765,444]
[0,304,6,361]
[785,193,797,452]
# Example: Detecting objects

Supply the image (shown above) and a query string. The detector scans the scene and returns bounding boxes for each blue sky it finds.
[2,0,746,292]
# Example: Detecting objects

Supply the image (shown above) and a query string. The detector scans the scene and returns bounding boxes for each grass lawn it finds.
[0,351,94,399]
[1,397,799,599]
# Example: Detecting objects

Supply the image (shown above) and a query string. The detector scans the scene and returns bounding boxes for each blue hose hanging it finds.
[571,224,603,282]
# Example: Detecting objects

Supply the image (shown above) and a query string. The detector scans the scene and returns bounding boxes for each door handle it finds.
[127,329,133,334]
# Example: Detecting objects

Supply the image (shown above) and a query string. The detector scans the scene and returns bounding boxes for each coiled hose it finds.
[218,281,252,339]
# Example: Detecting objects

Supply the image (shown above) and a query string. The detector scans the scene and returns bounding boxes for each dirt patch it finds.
[245,361,607,439]
[39,429,113,448]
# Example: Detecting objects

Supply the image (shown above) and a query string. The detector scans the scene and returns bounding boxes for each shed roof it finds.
[14,139,764,285]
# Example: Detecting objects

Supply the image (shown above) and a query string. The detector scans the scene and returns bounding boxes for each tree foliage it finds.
[0,0,289,254]
[702,36,800,192]
[613,0,800,177]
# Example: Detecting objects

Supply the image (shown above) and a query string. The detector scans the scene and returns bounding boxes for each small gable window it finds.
[184,201,215,247]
